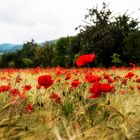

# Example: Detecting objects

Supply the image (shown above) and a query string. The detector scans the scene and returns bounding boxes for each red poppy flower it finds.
[24,103,33,113]
[108,77,115,83]
[121,78,127,85]
[85,75,101,82]
[0,85,10,93]
[50,93,58,99]
[89,82,113,99]
[16,77,22,83]
[137,86,140,90]
[50,93,61,104]
[125,72,135,79]
[23,85,31,91]
[65,74,71,80]
[136,78,140,83]
[71,79,81,88]
[100,84,114,92]
[36,85,41,89]
[10,88,20,96]
[38,75,54,89]
[129,62,133,66]
[89,81,102,99]
[104,73,110,79]
[130,86,134,90]
[56,70,63,76]
[76,54,95,67]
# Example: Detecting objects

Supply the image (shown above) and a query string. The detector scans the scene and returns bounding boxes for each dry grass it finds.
[0,67,140,140]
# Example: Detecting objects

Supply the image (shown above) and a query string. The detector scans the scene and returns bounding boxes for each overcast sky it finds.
[0,0,140,44]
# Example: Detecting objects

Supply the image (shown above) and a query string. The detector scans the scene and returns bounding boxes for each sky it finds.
[0,0,140,44]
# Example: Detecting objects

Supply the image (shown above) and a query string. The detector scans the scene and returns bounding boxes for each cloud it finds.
[0,0,139,43]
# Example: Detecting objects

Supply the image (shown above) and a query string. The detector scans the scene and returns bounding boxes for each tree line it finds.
[0,3,140,68]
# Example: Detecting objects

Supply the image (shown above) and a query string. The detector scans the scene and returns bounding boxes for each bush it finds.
[22,58,34,67]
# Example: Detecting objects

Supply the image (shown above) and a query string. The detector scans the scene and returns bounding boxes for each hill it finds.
[0,40,57,54]
[0,43,22,53]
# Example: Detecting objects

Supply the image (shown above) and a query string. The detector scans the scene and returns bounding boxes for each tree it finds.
[76,3,115,67]
[75,2,139,67]
[22,58,34,67]
[124,31,140,65]
[111,53,122,66]
[8,61,15,68]
[0,52,18,68]
[20,39,38,60]
[34,43,54,67]
[52,36,74,67]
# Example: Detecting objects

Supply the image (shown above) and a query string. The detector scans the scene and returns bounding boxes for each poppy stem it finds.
[106,94,111,105]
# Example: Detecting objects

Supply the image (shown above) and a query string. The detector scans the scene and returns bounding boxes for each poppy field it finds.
[0,65,140,140]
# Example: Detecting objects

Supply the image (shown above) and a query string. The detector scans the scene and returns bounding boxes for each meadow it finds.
[0,65,140,140]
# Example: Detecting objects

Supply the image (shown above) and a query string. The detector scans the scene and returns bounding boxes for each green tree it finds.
[22,58,34,67]
[52,36,74,67]
[111,53,122,66]
[20,39,38,60]
[76,2,139,67]
[8,61,15,68]
[34,43,54,67]
[124,31,140,65]
[0,52,18,68]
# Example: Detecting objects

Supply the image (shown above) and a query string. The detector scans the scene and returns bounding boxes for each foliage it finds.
[111,53,122,66]
[52,36,75,67]
[8,61,15,68]
[0,52,18,67]
[75,2,139,67]
[22,58,34,67]
[124,31,140,65]
[0,2,140,68]
[34,44,54,67]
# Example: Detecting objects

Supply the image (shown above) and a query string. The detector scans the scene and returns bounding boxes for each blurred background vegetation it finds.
[0,3,140,68]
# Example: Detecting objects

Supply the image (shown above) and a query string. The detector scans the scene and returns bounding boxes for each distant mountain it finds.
[0,40,58,54]
[40,39,58,46]
[0,43,23,53]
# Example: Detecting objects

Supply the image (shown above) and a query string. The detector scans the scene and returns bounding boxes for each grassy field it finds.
[0,67,140,140]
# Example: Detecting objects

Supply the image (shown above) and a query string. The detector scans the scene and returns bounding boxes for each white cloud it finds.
[0,0,139,43]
